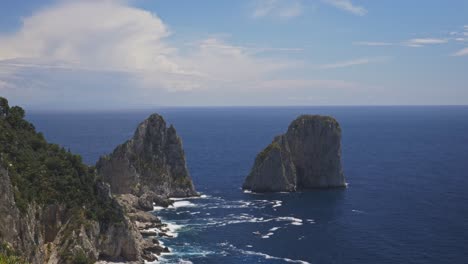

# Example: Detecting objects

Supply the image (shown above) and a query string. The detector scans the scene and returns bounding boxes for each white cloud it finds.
[453,47,468,57]
[322,0,367,16]
[0,0,305,96]
[353,41,393,46]
[403,38,448,47]
[0,0,372,108]
[254,79,360,90]
[318,57,387,69]
[252,0,303,19]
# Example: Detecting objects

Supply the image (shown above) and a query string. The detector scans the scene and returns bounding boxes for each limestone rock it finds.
[96,114,197,198]
[243,115,345,192]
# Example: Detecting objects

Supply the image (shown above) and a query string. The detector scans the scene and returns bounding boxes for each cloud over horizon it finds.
[321,0,367,16]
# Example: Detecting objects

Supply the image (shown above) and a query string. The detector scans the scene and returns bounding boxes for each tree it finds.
[0,97,9,117]
[7,106,26,128]
[9,106,25,119]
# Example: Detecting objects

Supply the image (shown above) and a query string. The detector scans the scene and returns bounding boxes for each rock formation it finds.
[95,113,198,262]
[243,115,345,192]
[2,166,152,263]
[97,113,197,198]
[0,97,165,263]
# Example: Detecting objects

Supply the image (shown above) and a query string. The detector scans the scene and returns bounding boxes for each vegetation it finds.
[0,97,123,224]
[0,243,28,264]
[257,141,281,162]
[291,115,340,129]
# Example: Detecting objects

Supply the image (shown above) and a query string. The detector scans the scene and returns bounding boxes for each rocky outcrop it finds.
[243,115,345,192]
[96,113,197,262]
[0,167,143,263]
[114,193,175,262]
[97,113,197,198]
[0,98,170,263]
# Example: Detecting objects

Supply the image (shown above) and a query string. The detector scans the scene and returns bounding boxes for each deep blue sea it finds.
[27,106,468,264]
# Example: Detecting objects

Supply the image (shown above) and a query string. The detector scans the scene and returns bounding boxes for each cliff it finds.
[243,115,345,192]
[96,113,197,198]
[0,97,146,263]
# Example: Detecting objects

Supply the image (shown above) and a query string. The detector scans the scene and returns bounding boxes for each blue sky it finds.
[0,0,467,109]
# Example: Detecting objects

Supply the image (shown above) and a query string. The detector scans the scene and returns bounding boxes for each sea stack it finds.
[243,115,345,192]
[97,114,197,198]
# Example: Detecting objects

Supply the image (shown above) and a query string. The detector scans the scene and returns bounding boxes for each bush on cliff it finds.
[0,97,122,224]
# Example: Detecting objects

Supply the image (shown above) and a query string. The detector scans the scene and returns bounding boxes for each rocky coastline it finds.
[96,113,199,262]
[0,96,197,263]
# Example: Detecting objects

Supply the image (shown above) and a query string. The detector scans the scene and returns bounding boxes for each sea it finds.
[27,106,468,264]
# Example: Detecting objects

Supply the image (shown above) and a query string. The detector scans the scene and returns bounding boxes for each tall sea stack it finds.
[96,113,197,198]
[243,115,345,192]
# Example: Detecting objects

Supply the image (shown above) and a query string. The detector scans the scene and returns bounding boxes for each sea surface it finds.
[28,106,468,264]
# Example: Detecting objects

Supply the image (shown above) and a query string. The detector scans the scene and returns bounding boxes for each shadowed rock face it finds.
[243,115,345,192]
[96,114,197,198]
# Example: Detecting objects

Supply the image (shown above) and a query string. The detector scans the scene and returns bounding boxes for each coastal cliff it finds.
[243,115,345,192]
[95,113,198,261]
[0,97,145,263]
[96,113,197,198]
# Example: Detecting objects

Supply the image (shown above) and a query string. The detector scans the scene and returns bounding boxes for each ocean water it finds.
[28,106,468,264]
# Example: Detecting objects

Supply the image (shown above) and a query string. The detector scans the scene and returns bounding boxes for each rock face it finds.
[243,115,345,192]
[0,98,176,263]
[0,166,143,264]
[96,113,197,198]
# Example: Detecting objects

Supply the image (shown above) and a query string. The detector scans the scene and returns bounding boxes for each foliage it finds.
[257,141,280,162]
[0,97,123,224]
[0,243,28,264]
[72,251,93,264]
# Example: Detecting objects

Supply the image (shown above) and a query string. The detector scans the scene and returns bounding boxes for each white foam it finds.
[269,227,281,232]
[272,200,282,208]
[152,206,165,211]
[261,232,274,238]
[170,194,209,201]
[164,222,184,237]
[172,201,197,208]
[223,243,311,264]
[275,216,303,226]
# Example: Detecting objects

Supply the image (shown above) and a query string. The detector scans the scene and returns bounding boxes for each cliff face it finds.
[96,114,197,198]
[243,115,345,192]
[0,166,143,264]
[0,97,144,263]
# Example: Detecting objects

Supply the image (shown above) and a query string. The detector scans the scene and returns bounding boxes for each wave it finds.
[171,200,197,208]
[220,243,311,264]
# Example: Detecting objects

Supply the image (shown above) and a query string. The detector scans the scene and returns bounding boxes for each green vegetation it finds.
[0,243,28,264]
[257,141,281,162]
[173,175,192,187]
[59,247,93,264]
[72,251,93,264]
[0,97,122,224]
[289,115,341,133]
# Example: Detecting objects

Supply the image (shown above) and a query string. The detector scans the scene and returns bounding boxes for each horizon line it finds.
[23,104,468,113]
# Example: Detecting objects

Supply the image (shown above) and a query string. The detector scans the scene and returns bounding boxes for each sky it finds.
[0,0,467,110]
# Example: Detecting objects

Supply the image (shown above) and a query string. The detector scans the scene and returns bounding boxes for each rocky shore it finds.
[96,113,199,262]
[114,194,174,262]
